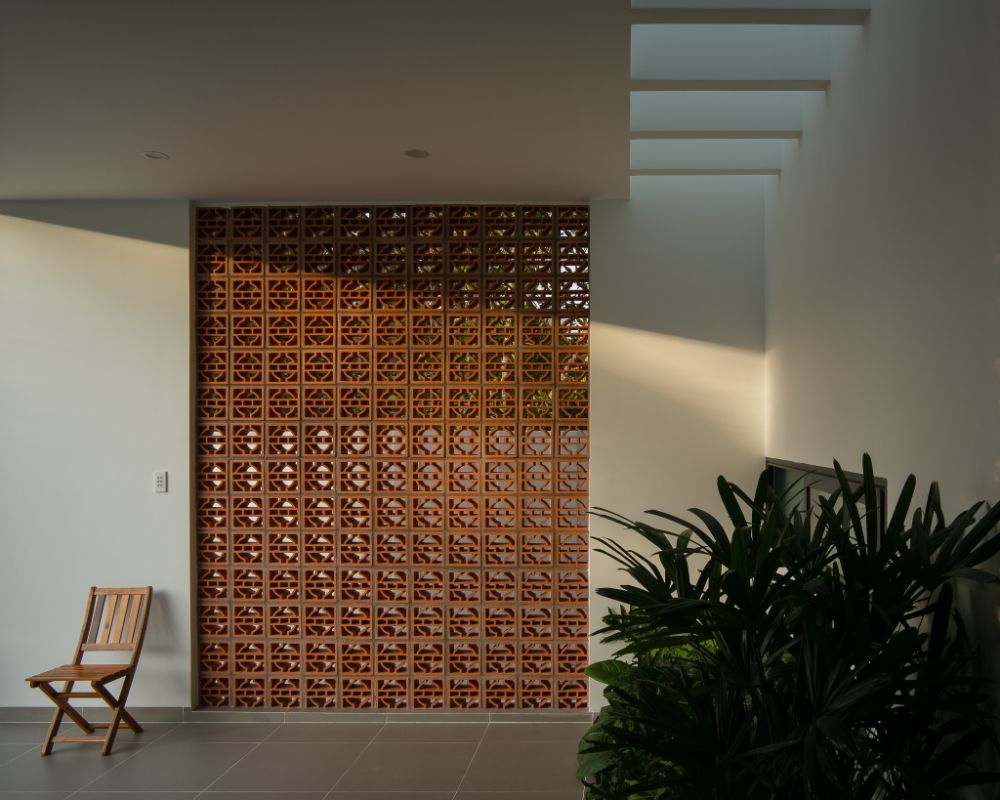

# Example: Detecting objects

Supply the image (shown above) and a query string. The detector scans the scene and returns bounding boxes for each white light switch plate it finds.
[154,471,168,493]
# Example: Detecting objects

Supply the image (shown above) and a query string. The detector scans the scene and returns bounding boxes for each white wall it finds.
[766,3,1000,789]
[0,201,191,707]
[589,176,767,707]
[766,0,1000,511]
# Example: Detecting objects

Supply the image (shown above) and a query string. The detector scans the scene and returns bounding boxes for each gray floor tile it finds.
[0,722,587,796]
[456,792,584,800]
[83,741,253,792]
[201,794,325,800]
[0,708,181,725]
[75,793,196,800]
[483,723,590,743]
[209,741,366,792]
[0,726,48,745]
[0,747,34,768]
[489,713,593,723]
[0,746,137,792]
[380,712,491,723]
[334,741,477,791]
[460,741,581,792]
[183,711,284,723]
[283,712,387,723]
[109,723,179,747]
[0,710,53,723]
[328,793,453,800]
[0,710,183,725]
[133,722,181,748]
[267,723,382,743]
[0,722,176,755]
[10,723,177,761]
[46,738,148,759]
[374,723,486,742]
[156,723,280,743]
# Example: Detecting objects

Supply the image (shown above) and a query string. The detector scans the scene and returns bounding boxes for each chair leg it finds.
[93,676,139,756]
[40,705,62,757]
[93,682,142,733]
[33,681,95,756]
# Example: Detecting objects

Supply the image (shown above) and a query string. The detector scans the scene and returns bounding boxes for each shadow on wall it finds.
[139,589,189,702]
[0,200,190,248]
[591,175,767,352]
[143,590,178,657]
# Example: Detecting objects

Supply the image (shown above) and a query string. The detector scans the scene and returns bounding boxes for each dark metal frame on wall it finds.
[765,457,887,536]
[193,205,590,710]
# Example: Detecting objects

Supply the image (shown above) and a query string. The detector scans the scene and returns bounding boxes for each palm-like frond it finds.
[581,455,1000,799]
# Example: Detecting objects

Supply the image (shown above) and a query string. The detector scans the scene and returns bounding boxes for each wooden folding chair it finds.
[26,586,152,756]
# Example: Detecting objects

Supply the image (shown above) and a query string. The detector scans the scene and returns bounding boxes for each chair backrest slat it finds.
[124,595,141,644]
[85,595,105,645]
[110,595,129,644]
[99,594,119,645]
[78,588,152,661]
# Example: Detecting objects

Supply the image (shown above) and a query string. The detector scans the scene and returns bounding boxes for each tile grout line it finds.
[0,742,37,767]
[450,721,490,799]
[62,721,183,799]
[320,723,386,800]
[191,721,286,800]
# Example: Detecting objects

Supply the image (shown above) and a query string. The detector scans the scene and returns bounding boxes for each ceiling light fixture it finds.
[404,149,430,159]
[143,150,169,160]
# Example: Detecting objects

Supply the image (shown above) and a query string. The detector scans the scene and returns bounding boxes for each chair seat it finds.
[27,664,130,684]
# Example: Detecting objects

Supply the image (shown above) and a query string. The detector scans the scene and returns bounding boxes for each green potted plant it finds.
[580,455,1000,799]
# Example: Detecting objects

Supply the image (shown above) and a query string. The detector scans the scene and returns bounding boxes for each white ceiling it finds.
[631,0,869,8]
[0,0,630,202]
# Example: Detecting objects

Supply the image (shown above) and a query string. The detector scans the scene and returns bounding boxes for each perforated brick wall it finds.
[194,205,589,710]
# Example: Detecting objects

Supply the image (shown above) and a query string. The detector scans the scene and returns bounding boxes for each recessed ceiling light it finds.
[404,149,430,159]
[143,150,169,160]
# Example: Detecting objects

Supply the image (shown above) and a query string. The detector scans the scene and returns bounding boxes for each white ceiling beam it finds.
[631,8,869,25]
[631,168,781,176]
[631,130,802,139]
[631,79,830,91]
